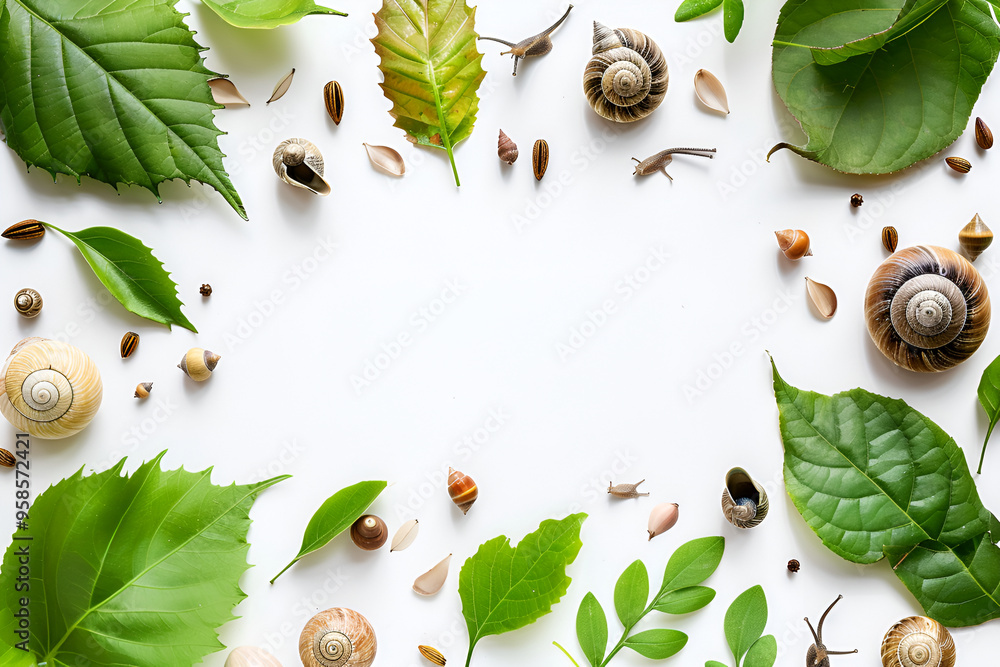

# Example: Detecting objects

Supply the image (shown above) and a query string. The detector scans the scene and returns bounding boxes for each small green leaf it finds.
[576,592,608,667]
[724,585,768,667]
[272,480,387,583]
[723,0,744,42]
[660,536,726,593]
[623,629,688,659]
[977,354,1000,473]
[614,560,649,629]
[46,225,196,332]
[675,0,724,21]
[653,586,717,614]
[706,662,729,667]
[743,635,777,667]
[200,0,346,27]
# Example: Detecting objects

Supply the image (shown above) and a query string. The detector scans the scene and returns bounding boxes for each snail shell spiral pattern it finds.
[880,616,955,667]
[299,607,376,667]
[0,338,103,439]
[584,22,667,123]
[865,246,990,372]
[721,467,768,529]
[272,138,331,196]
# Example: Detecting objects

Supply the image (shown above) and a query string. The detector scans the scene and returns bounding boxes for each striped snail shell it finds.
[448,467,478,514]
[0,338,103,439]
[584,22,667,123]
[880,616,955,667]
[721,467,768,529]
[299,608,376,667]
[273,138,331,196]
[865,246,990,372]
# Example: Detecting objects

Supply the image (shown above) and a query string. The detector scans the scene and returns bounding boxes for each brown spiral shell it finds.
[864,246,990,372]
[350,515,387,551]
[584,22,667,123]
[299,608,376,667]
[721,467,768,529]
[880,616,955,667]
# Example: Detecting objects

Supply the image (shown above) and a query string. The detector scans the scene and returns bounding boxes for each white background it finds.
[2,0,999,665]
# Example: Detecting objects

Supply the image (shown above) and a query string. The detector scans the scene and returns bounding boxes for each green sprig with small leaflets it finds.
[706,585,776,667]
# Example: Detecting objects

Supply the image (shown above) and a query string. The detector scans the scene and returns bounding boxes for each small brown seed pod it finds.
[882,226,899,253]
[178,348,221,381]
[787,559,800,573]
[532,139,549,180]
[324,81,345,125]
[447,467,478,514]
[498,129,518,165]
[200,283,212,297]
[120,332,139,358]
[850,193,863,207]
[14,288,42,318]
[976,117,993,149]
[418,645,446,666]
[350,515,388,551]
[134,382,153,399]
[2,220,45,241]
[945,156,971,173]
[0,448,15,468]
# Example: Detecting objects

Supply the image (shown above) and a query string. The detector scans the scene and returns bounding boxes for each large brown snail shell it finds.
[880,616,955,667]
[864,245,990,372]
[299,608,376,667]
[583,22,667,123]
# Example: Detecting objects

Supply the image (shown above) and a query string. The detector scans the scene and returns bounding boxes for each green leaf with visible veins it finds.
[0,452,287,666]
[724,585,767,667]
[371,0,486,187]
[0,0,245,218]
[675,0,723,22]
[723,0,744,42]
[200,0,346,29]
[460,513,586,667]
[576,592,608,667]
[770,0,1000,174]
[46,224,197,331]
[614,560,649,629]
[976,353,1000,473]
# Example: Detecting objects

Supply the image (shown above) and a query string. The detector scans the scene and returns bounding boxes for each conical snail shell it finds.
[299,607,376,667]
[880,616,955,667]
[0,338,102,439]
[721,467,768,529]
[865,245,990,372]
[584,22,667,123]
[273,138,331,196]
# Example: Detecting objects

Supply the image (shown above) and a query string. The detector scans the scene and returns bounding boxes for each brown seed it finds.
[120,331,139,358]
[324,81,344,125]
[134,382,153,399]
[0,448,15,468]
[850,193,863,207]
[200,283,213,297]
[418,645,447,666]
[946,156,971,173]
[976,117,993,149]
[2,219,45,241]
[787,559,801,573]
[881,226,898,253]
[498,129,518,165]
[532,139,549,180]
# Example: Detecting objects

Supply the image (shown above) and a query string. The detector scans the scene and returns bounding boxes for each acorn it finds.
[178,348,220,381]
[134,382,153,399]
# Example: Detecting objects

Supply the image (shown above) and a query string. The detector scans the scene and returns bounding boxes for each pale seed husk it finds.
[391,519,419,552]
[207,78,250,107]
[694,69,730,114]
[363,143,405,176]
[413,554,451,596]
[805,277,837,319]
[267,68,295,105]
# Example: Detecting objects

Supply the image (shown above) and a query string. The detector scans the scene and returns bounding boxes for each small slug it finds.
[607,479,649,499]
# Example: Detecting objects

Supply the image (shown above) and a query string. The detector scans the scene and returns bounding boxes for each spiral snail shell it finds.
[447,467,478,514]
[273,138,331,196]
[0,338,102,439]
[865,245,990,372]
[880,616,955,667]
[584,22,667,123]
[350,514,387,551]
[14,288,42,318]
[721,467,768,529]
[299,608,376,667]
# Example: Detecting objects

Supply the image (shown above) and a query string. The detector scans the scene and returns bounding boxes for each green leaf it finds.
[576,592,608,667]
[724,585,768,667]
[460,513,587,667]
[772,358,992,564]
[0,0,245,218]
[0,452,286,665]
[614,560,649,629]
[652,586,717,614]
[46,225,196,332]
[200,0,346,28]
[706,662,729,667]
[723,0,745,42]
[977,354,1000,473]
[743,635,777,667]
[659,536,726,593]
[272,480,387,583]
[623,629,688,660]
[770,0,1000,174]
[371,0,486,187]
[675,0,724,21]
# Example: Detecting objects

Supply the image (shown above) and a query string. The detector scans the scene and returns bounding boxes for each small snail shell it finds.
[880,616,955,667]
[299,608,376,667]
[774,229,812,260]
[584,22,667,123]
[958,213,992,261]
[865,245,990,372]
[0,337,102,439]
[721,467,768,529]
[178,348,221,381]
[350,515,387,551]
[273,138,331,196]
[14,288,42,318]
[225,645,284,667]
[447,467,478,514]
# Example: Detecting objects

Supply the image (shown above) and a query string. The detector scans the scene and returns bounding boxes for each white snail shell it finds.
[584,22,668,123]
[0,338,102,439]
[299,607,376,667]
[880,616,955,667]
[225,645,284,667]
[721,467,768,529]
[273,138,331,196]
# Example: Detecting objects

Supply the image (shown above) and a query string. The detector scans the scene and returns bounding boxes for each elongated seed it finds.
[532,139,549,180]
[976,117,993,149]
[2,220,45,241]
[945,156,971,173]
[324,81,344,124]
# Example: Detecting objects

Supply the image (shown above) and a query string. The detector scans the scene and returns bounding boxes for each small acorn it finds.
[351,514,388,551]
[647,502,679,540]
[0,448,15,468]
[178,348,221,381]
[14,288,42,318]
[120,332,139,358]
[447,467,478,514]
[775,229,812,260]
[134,382,153,399]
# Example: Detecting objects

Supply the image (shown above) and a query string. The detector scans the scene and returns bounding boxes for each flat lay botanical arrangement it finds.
[2,0,1000,665]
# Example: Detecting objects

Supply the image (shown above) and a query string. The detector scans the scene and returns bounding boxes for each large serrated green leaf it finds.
[0,452,287,666]
[371,0,486,186]
[770,0,1000,173]
[0,0,245,218]
[200,0,346,29]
